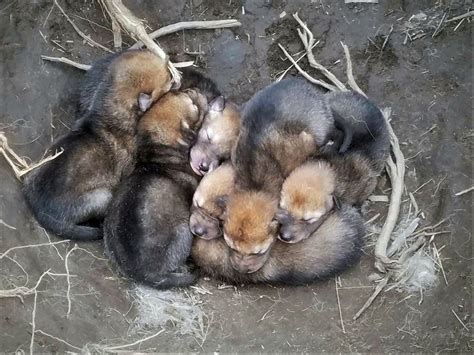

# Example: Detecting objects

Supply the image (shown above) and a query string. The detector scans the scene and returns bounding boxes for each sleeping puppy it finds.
[178,68,241,176]
[192,205,365,283]
[104,90,207,289]
[189,163,235,240]
[277,93,391,243]
[23,50,172,240]
[190,98,240,176]
[223,78,338,272]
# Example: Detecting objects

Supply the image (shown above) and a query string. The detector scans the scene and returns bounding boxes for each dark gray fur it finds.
[232,77,337,193]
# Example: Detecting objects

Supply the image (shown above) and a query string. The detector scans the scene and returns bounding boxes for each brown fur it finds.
[138,90,206,148]
[192,205,365,284]
[280,161,336,219]
[223,190,278,254]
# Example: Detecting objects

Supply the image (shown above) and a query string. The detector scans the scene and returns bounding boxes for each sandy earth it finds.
[0,0,472,352]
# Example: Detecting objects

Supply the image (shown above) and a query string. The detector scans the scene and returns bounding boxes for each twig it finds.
[0,240,70,259]
[345,0,378,3]
[35,330,81,351]
[432,11,448,38]
[278,44,337,91]
[65,245,78,318]
[111,18,122,51]
[100,329,165,351]
[454,186,473,196]
[445,10,474,23]
[432,242,448,286]
[293,13,347,91]
[451,309,470,331]
[365,213,380,225]
[341,42,366,97]
[54,0,113,53]
[30,269,52,355]
[374,108,406,272]
[130,20,242,49]
[276,41,319,82]
[99,0,180,86]
[335,277,346,333]
[0,219,16,230]
[353,274,390,320]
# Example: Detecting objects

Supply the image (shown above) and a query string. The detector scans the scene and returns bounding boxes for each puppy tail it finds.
[140,272,197,290]
[332,111,353,153]
[36,212,102,241]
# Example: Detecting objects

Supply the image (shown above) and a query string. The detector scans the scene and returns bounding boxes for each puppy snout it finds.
[278,229,293,242]
[198,161,209,173]
[191,225,205,237]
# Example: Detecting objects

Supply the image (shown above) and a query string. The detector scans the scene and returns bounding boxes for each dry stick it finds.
[445,10,474,23]
[0,219,16,230]
[130,20,242,50]
[335,277,346,333]
[111,18,122,51]
[353,275,389,320]
[99,0,181,86]
[53,0,113,53]
[455,186,474,196]
[41,55,193,71]
[293,13,347,91]
[276,41,319,82]
[451,309,470,331]
[35,330,82,351]
[278,44,337,91]
[341,42,366,97]
[374,108,406,273]
[30,269,51,355]
[100,329,165,351]
[0,240,71,259]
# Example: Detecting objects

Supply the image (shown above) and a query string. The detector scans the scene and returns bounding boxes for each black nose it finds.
[192,226,205,237]
[199,162,209,173]
[279,231,293,242]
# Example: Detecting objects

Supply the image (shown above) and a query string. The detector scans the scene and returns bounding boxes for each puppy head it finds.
[189,164,235,239]
[138,90,206,147]
[223,190,278,273]
[277,161,335,243]
[190,98,241,176]
[112,50,172,117]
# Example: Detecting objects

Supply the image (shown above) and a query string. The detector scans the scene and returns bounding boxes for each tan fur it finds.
[107,50,172,122]
[223,190,278,254]
[194,163,235,217]
[208,102,241,155]
[280,161,336,219]
[138,90,206,147]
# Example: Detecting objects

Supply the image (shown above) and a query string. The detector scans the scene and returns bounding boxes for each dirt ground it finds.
[0,0,472,352]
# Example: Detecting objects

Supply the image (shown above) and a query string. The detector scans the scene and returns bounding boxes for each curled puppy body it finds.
[233,77,336,193]
[189,163,235,239]
[326,91,390,160]
[76,50,172,120]
[223,78,336,272]
[23,51,172,240]
[178,68,242,176]
[277,156,379,243]
[190,99,241,176]
[104,90,207,289]
[192,205,365,284]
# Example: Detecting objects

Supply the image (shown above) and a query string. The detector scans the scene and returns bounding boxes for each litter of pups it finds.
[22,49,390,288]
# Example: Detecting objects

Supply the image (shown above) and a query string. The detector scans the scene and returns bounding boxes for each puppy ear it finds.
[138,93,153,112]
[209,95,225,112]
[274,208,290,224]
[215,194,229,210]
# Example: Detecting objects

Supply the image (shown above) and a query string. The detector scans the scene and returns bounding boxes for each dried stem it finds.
[54,0,113,53]
[293,13,347,91]
[99,0,181,86]
[41,55,91,70]
[130,20,242,50]
[341,42,366,97]
[278,44,337,91]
